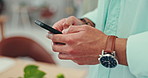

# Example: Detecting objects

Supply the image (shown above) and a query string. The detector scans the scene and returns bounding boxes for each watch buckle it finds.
[101,50,116,56]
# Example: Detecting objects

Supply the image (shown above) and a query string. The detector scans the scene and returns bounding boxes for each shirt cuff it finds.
[127,31,148,77]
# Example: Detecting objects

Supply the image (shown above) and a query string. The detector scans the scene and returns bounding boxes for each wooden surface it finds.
[0,57,87,78]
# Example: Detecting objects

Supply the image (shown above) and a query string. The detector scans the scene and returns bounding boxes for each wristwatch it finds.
[79,18,95,27]
[99,36,118,68]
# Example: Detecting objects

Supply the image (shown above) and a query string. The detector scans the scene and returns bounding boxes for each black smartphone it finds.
[34,20,62,34]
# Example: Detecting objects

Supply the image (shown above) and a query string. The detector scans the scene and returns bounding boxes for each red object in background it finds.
[0,36,55,64]
[0,16,55,64]
[41,7,54,19]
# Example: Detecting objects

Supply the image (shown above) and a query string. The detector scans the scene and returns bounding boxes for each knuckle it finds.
[65,37,74,43]
[69,50,75,54]
[66,16,77,25]
[51,35,62,42]
[62,18,67,22]
[66,48,74,53]
[68,48,77,55]
[64,47,76,55]
[83,25,89,30]
[69,16,76,19]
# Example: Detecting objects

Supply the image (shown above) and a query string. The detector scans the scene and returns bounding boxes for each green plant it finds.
[21,65,65,78]
[24,65,46,78]
[56,73,65,78]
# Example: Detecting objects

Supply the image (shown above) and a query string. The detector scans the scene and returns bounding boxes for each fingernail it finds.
[48,31,52,34]
[47,34,53,39]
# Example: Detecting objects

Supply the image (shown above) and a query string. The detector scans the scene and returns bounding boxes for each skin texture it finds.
[48,16,128,66]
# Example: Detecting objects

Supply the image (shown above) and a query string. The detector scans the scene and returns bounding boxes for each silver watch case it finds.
[98,50,118,68]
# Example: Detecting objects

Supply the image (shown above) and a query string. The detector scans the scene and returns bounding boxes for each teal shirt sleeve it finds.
[127,31,148,77]
[82,8,98,24]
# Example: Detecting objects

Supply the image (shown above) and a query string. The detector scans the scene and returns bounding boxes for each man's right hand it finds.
[52,16,84,33]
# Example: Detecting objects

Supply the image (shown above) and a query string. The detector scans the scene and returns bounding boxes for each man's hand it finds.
[52,16,84,33]
[48,16,128,66]
[48,25,108,65]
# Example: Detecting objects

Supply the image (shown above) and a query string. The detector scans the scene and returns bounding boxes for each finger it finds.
[58,53,72,60]
[58,53,99,63]
[72,56,99,65]
[72,60,99,65]
[64,16,83,25]
[58,53,82,60]
[51,34,78,44]
[52,18,68,31]
[62,26,72,34]
[64,25,88,34]
[52,44,69,53]
[51,34,68,43]
[48,31,53,34]
[47,33,53,39]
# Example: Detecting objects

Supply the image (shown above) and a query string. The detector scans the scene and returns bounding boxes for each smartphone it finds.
[35,20,65,45]
[34,20,62,34]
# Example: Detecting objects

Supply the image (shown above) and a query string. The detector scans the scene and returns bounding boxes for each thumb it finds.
[63,25,87,34]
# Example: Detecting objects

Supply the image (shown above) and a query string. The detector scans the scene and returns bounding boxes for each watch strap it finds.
[104,36,117,53]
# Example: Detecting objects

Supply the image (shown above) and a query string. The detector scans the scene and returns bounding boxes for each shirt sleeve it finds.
[82,8,98,24]
[127,31,148,77]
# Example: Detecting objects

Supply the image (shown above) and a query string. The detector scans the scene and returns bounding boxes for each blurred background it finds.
[0,0,98,70]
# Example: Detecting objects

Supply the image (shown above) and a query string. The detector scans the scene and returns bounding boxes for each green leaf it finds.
[24,65,46,78]
[56,73,65,78]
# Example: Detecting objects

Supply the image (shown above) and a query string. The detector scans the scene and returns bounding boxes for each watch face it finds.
[100,55,118,68]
